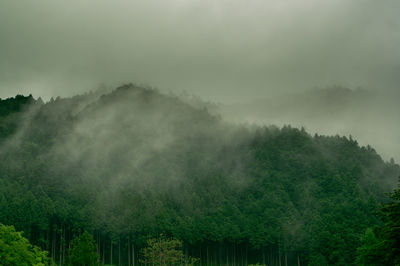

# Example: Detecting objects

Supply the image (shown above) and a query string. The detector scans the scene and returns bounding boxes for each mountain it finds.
[0,84,399,265]
[220,86,400,163]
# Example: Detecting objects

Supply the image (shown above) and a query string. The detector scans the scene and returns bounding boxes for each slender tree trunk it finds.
[262,248,265,266]
[96,232,99,255]
[59,226,63,266]
[226,246,229,266]
[241,246,244,266]
[40,230,43,250]
[218,243,222,266]
[297,254,300,266]
[272,244,275,265]
[214,244,217,266]
[52,228,56,263]
[269,247,271,266]
[97,235,100,266]
[245,245,248,266]
[132,244,135,266]
[63,227,66,266]
[51,229,53,262]
[207,245,209,266]
[118,238,121,266]
[111,239,113,266]
[233,243,236,266]
[128,238,130,266]
[45,231,47,251]
[285,253,287,266]
[199,245,202,266]
[159,237,162,266]
[185,246,188,266]
[102,240,105,266]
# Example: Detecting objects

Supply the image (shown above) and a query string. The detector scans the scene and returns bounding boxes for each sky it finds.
[0,0,399,102]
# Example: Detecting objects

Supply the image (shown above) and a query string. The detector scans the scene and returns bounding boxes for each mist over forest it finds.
[219,86,400,163]
[1,0,400,265]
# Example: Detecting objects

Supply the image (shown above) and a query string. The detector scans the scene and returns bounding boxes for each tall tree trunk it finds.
[199,245,202,266]
[102,240,105,266]
[110,239,113,266]
[97,234,100,266]
[118,238,121,266]
[270,247,274,266]
[297,254,300,266]
[268,247,271,266]
[214,244,217,266]
[185,246,188,266]
[128,238,130,266]
[59,226,63,266]
[96,232,99,255]
[68,240,71,259]
[63,227,66,266]
[241,246,244,266]
[207,245,209,266]
[218,243,222,266]
[132,244,135,266]
[226,246,229,266]
[233,243,236,266]
[262,247,265,266]
[285,253,287,266]
[244,244,247,266]
[52,228,56,263]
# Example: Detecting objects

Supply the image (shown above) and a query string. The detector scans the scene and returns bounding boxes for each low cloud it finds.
[0,0,399,102]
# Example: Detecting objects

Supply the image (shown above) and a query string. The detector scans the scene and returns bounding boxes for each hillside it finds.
[220,86,400,163]
[0,84,399,265]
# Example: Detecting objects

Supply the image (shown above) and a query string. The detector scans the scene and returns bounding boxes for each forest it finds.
[220,87,400,164]
[0,84,399,265]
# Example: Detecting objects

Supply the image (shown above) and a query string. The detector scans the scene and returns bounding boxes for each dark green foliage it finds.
[381,178,400,265]
[0,94,36,117]
[0,94,41,141]
[0,224,51,266]
[356,178,400,265]
[355,227,384,266]
[0,85,399,265]
[68,231,99,266]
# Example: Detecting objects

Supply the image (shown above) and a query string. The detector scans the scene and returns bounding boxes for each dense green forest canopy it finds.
[0,84,399,265]
[356,178,400,265]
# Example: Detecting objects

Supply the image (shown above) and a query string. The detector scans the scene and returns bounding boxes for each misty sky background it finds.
[1,0,399,102]
[0,0,399,161]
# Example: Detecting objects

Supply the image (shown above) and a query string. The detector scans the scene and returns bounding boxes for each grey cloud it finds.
[0,0,399,102]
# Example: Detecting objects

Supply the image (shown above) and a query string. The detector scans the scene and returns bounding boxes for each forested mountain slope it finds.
[0,84,398,265]
[220,86,400,163]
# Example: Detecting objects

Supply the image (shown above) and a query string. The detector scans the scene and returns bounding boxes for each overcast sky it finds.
[0,0,399,102]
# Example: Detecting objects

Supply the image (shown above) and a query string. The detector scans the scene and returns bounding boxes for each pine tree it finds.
[356,178,400,265]
[380,177,400,265]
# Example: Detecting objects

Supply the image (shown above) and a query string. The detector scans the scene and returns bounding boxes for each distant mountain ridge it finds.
[220,86,400,162]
